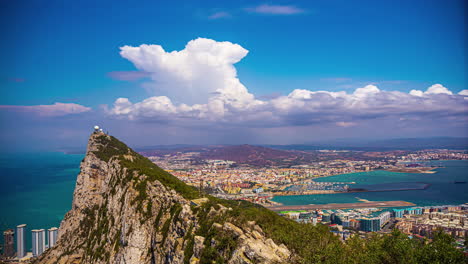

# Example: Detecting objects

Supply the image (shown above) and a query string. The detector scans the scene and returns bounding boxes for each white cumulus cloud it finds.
[410,84,453,97]
[458,90,468,96]
[108,38,468,128]
[353,84,380,98]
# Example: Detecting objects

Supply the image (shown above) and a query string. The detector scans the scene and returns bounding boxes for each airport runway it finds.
[267,200,415,211]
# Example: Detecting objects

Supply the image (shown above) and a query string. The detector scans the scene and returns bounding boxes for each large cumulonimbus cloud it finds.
[119,38,254,105]
[108,38,468,128]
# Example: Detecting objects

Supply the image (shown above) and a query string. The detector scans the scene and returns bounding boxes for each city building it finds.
[342,220,350,228]
[48,227,58,248]
[299,212,313,220]
[321,213,331,223]
[379,211,391,227]
[16,224,26,258]
[393,209,405,218]
[253,187,264,193]
[3,229,15,258]
[406,207,423,215]
[32,229,46,257]
[312,217,318,226]
[349,219,361,229]
[360,217,381,232]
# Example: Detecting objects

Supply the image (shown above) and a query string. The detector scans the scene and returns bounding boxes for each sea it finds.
[0,154,467,249]
[273,160,468,206]
[0,152,83,249]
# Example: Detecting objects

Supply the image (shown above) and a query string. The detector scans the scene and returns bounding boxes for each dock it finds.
[266,200,415,211]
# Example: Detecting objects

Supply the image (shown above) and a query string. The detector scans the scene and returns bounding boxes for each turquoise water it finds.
[0,152,83,249]
[273,160,468,206]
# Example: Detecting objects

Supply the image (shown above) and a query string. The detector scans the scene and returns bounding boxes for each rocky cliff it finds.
[36,133,294,264]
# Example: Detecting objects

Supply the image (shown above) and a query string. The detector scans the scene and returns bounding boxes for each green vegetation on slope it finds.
[93,134,200,200]
[92,134,467,264]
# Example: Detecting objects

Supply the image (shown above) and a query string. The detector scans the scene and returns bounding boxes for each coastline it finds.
[270,160,468,207]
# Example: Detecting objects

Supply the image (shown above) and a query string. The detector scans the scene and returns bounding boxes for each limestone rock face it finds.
[36,133,293,264]
[220,222,291,264]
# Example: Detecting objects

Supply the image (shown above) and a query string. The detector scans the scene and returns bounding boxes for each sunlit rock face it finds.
[36,133,292,264]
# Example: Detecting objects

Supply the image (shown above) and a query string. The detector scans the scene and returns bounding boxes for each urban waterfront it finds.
[273,160,468,206]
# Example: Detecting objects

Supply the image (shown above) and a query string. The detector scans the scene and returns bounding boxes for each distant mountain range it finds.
[133,137,468,167]
[139,142,424,167]
[367,137,468,149]
[199,144,315,167]
[140,144,319,167]
[63,137,468,154]
[265,137,468,151]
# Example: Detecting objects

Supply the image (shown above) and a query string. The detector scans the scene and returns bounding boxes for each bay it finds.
[272,160,468,206]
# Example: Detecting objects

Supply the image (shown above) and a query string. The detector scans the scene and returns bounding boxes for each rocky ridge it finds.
[36,133,293,264]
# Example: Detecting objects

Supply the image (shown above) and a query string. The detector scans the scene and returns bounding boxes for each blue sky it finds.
[0,0,467,151]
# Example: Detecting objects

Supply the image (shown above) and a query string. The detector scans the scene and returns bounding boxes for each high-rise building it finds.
[332,214,343,225]
[3,229,15,258]
[321,213,331,223]
[32,229,46,257]
[312,217,318,226]
[16,224,26,258]
[379,211,391,227]
[48,227,58,248]
[360,218,381,232]
[393,209,405,218]
[40,229,46,253]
